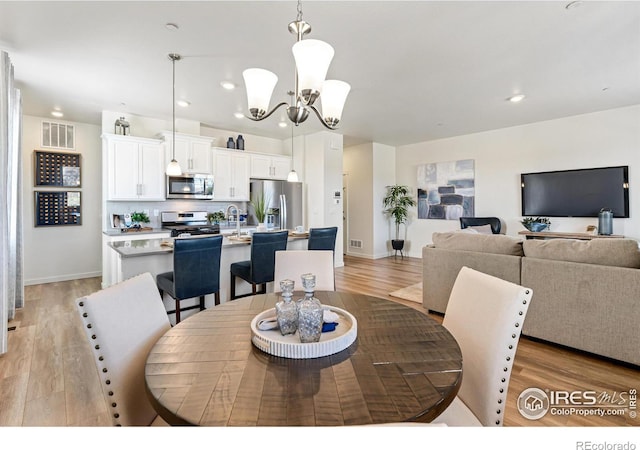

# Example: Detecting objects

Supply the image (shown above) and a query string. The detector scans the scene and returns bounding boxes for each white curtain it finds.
[1,51,23,355]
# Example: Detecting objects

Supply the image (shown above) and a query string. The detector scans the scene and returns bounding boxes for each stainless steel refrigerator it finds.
[249,179,303,230]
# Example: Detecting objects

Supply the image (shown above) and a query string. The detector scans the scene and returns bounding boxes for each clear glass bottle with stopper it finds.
[275,279,298,336]
[297,273,323,343]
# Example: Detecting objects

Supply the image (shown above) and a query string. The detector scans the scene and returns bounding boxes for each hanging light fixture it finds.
[287,119,299,182]
[166,53,182,176]
[242,0,350,130]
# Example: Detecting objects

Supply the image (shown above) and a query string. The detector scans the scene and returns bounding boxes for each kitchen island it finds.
[107,233,309,324]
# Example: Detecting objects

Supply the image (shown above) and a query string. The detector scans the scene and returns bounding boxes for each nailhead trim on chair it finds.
[77,302,122,426]
[492,291,530,427]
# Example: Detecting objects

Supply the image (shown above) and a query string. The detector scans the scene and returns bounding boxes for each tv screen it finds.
[521,166,629,218]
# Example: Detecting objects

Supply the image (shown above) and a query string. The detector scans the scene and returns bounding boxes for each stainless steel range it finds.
[161,211,220,237]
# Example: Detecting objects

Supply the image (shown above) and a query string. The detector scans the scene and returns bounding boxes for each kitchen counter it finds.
[106,233,309,324]
[102,228,168,237]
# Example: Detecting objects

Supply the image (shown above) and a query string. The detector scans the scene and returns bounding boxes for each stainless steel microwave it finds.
[166,174,214,200]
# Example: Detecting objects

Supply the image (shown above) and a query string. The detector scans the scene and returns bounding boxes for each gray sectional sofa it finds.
[423,231,640,366]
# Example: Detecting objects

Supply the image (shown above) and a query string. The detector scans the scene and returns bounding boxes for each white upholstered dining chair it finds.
[76,272,170,426]
[273,250,335,292]
[432,266,533,426]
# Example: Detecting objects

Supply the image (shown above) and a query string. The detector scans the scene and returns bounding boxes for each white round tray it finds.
[250,305,357,359]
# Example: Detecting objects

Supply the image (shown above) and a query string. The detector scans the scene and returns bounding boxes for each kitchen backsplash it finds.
[106,200,248,229]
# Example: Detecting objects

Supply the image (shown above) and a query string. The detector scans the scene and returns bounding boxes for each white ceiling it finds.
[1,0,639,147]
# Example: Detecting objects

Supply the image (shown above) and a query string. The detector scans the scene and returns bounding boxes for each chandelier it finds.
[242,0,350,130]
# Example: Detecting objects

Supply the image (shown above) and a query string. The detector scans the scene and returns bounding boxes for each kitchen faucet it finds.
[226,204,241,237]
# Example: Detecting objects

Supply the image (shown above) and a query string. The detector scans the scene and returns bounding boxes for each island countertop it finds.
[108,233,309,258]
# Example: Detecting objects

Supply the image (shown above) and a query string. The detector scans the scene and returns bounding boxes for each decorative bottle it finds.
[227,137,235,149]
[297,273,323,343]
[275,279,297,336]
[236,134,245,150]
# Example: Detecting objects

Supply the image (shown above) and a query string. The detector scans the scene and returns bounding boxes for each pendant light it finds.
[287,123,299,182]
[166,53,182,176]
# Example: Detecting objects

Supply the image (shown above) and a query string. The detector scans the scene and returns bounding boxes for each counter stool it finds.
[230,230,288,300]
[307,226,338,252]
[157,234,223,324]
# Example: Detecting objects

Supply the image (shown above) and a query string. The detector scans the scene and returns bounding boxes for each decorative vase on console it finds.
[297,273,323,343]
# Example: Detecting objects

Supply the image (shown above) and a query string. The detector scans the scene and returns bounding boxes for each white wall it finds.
[395,105,640,258]
[343,143,374,257]
[304,131,344,267]
[373,143,397,258]
[22,115,102,284]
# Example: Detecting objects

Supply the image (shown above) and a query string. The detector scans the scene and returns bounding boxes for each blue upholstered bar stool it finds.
[229,230,288,300]
[307,226,338,251]
[156,234,223,324]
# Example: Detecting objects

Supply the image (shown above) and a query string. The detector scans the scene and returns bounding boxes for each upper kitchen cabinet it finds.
[159,132,214,174]
[250,153,291,180]
[104,134,165,201]
[213,148,250,201]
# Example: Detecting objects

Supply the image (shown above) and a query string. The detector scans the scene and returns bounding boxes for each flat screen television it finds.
[521,166,629,218]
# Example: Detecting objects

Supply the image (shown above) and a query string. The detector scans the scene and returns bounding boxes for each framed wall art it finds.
[34,191,82,227]
[417,159,475,220]
[34,150,81,187]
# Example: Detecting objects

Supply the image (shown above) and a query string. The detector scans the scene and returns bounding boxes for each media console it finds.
[518,231,624,240]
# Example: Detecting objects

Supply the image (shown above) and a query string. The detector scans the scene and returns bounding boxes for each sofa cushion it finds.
[523,238,640,268]
[432,232,524,256]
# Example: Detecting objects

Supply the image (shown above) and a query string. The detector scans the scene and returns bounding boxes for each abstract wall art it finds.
[417,159,475,220]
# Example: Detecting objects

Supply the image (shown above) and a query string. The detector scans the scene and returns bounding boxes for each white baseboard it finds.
[24,271,102,286]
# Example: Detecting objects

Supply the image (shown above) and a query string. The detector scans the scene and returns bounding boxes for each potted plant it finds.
[250,191,270,231]
[207,211,226,225]
[130,211,150,228]
[521,217,551,232]
[383,185,417,254]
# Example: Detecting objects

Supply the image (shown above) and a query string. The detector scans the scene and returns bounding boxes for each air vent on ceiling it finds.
[42,121,75,149]
[349,239,362,249]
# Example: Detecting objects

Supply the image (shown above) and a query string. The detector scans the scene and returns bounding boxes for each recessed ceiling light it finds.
[278,121,288,128]
[507,94,526,103]
[234,112,244,119]
[177,99,190,107]
[220,81,236,90]
[51,110,64,118]
[165,23,179,31]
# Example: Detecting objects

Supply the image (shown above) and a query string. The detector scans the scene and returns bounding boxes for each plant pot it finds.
[256,223,267,232]
[391,239,405,250]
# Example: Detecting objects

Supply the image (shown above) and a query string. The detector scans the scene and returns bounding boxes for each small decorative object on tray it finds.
[275,279,298,335]
[250,272,358,359]
[297,274,323,343]
[521,216,551,232]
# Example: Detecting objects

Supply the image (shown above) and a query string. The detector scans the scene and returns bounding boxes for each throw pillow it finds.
[467,224,493,235]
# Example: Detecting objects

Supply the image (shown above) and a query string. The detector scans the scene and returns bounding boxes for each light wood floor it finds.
[1,255,638,426]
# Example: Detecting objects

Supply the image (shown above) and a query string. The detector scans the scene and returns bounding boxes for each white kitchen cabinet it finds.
[213,148,250,201]
[250,153,291,180]
[160,132,214,174]
[104,134,165,201]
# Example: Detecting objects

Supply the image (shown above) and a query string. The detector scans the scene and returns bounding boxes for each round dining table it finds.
[144,291,462,426]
